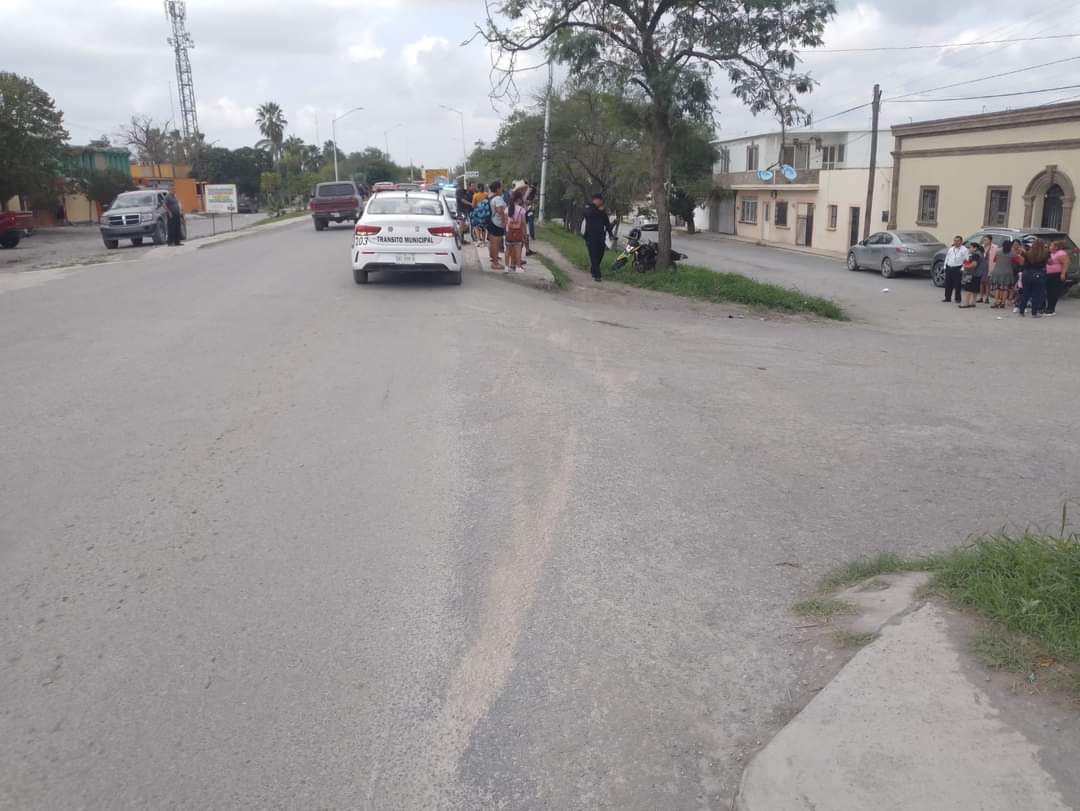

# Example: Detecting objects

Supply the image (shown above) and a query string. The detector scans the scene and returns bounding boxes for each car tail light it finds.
[355,225,381,235]
[428,226,456,237]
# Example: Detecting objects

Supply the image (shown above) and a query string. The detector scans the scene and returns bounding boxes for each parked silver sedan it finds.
[847,230,946,278]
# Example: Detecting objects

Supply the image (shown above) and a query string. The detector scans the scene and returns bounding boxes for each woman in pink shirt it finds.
[1044,240,1071,316]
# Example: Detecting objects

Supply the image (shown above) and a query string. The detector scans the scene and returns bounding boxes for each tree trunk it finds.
[651,123,672,269]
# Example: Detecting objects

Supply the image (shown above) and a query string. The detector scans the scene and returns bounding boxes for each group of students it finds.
[941,235,1071,317]
[455,179,537,273]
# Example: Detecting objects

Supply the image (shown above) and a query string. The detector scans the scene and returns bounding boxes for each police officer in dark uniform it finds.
[582,192,614,281]
[165,190,183,246]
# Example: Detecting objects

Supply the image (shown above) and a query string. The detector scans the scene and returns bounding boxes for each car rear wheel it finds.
[449,270,462,286]
[0,234,20,249]
[353,268,368,285]
[103,238,119,249]
[314,218,326,231]
[881,257,896,278]
[931,260,945,288]
[131,237,143,246]
[846,252,859,271]
[152,221,166,245]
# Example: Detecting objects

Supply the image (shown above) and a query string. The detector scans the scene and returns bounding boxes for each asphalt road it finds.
[2,222,1078,809]
[0,213,266,273]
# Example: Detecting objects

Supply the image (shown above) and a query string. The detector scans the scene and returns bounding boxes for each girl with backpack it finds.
[470,183,488,246]
[504,189,528,273]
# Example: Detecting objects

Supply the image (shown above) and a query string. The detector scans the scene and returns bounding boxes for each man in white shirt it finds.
[942,235,969,304]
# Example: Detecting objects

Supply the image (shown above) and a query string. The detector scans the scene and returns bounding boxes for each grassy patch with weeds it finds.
[831,630,878,648]
[820,553,934,592]
[792,596,857,623]
[805,531,1080,697]
[933,532,1080,663]
[531,250,572,289]
[539,224,846,320]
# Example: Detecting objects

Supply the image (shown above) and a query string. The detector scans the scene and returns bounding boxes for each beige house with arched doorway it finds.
[889,101,1079,241]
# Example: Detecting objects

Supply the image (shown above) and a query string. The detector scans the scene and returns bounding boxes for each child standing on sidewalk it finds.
[504,189,528,273]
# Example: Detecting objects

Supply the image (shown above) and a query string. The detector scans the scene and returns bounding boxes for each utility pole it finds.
[863,83,882,241]
[538,59,554,224]
[332,107,363,182]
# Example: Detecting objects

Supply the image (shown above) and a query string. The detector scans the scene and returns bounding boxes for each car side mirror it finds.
[859,239,866,246]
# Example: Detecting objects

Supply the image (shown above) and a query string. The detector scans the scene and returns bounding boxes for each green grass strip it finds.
[933,532,1080,663]
[539,224,846,320]
[531,250,572,289]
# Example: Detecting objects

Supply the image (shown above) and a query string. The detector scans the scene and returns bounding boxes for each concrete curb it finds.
[470,244,556,290]
[733,590,1073,811]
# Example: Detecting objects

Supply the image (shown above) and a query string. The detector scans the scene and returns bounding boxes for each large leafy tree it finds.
[480,0,835,267]
[255,101,287,163]
[79,168,136,209]
[668,120,719,233]
[0,72,69,209]
[191,146,271,196]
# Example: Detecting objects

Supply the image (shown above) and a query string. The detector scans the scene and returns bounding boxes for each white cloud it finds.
[402,35,449,68]
[349,33,386,62]
[198,96,257,132]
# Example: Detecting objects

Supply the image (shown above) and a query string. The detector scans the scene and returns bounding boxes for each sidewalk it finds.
[735,589,1079,810]
[469,241,556,290]
[676,228,846,261]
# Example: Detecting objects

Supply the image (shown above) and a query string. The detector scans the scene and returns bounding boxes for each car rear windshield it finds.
[366,197,444,216]
[316,183,356,197]
[897,231,938,244]
[113,193,157,208]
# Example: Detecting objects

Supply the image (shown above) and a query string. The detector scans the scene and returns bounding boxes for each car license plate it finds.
[395,254,416,264]
[330,211,340,217]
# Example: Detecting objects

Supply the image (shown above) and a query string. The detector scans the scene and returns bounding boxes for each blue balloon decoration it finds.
[757,169,775,182]
[781,164,798,182]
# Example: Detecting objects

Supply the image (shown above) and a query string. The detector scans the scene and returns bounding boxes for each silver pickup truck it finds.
[100,189,187,248]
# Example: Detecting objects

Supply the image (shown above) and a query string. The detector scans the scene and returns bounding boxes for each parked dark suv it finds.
[931,228,1078,293]
[100,189,186,248]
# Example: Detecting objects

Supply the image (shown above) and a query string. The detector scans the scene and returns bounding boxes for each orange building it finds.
[131,163,205,213]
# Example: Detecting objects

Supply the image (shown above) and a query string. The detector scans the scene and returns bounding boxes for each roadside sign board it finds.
[463,170,479,179]
[424,168,450,187]
[206,184,238,214]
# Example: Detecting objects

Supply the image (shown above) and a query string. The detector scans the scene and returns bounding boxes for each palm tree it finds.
[281,135,305,157]
[255,101,287,163]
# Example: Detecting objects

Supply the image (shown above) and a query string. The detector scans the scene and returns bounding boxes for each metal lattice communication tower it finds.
[164,0,199,138]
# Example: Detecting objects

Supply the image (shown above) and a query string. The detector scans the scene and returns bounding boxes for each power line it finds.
[889,55,1080,100]
[891,83,1080,103]
[803,33,1080,53]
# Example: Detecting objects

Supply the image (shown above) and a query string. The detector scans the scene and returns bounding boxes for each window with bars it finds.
[822,144,846,169]
[827,204,838,230]
[985,187,1010,227]
[775,201,789,227]
[917,186,939,225]
[746,144,759,171]
[739,198,758,224]
[718,147,730,175]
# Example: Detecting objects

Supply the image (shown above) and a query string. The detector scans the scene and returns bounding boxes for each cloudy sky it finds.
[4,0,1080,166]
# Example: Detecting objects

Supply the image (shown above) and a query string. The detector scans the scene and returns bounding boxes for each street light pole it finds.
[439,104,467,179]
[332,106,364,182]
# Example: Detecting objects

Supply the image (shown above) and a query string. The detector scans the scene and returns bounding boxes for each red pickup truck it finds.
[310,181,364,231]
[0,210,34,249]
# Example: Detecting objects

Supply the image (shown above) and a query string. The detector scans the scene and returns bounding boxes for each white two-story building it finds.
[705,128,894,254]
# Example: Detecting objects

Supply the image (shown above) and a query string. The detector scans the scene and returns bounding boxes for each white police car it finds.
[351,190,462,285]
